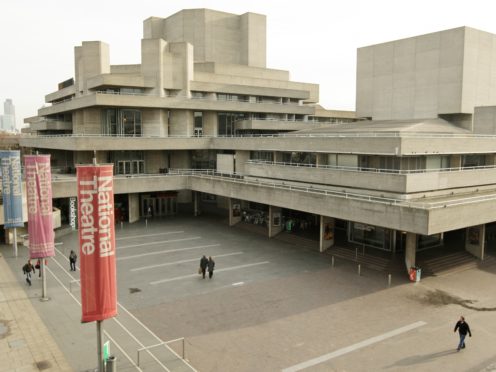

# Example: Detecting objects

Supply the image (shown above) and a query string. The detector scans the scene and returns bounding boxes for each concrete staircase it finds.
[418,251,496,277]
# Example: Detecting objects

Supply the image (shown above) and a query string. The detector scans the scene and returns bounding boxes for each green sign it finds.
[103,341,110,362]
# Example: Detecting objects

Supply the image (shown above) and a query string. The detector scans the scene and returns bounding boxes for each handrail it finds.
[246,160,496,174]
[47,168,496,209]
[137,337,197,371]
[22,132,496,139]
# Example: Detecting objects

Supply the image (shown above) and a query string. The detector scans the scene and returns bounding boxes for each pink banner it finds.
[77,164,117,322]
[25,155,55,258]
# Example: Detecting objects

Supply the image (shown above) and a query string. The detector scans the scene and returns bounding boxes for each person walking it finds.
[207,256,215,279]
[454,316,472,351]
[69,250,77,271]
[22,260,35,286]
[199,255,208,279]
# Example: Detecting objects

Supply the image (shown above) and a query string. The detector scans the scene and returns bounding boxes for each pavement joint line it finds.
[53,244,197,371]
[116,231,184,241]
[232,282,244,286]
[118,244,221,261]
[118,237,201,249]
[130,252,244,272]
[44,264,143,371]
[281,320,427,372]
[150,261,270,285]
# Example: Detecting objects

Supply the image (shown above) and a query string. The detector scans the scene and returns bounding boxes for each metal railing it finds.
[136,337,196,370]
[44,168,496,209]
[246,160,496,174]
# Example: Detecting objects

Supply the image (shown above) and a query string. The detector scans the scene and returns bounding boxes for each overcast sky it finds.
[2,0,496,129]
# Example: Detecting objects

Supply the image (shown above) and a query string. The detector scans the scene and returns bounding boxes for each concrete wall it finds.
[217,154,234,174]
[465,225,485,259]
[169,110,193,136]
[357,27,496,120]
[144,151,167,173]
[203,111,217,136]
[74,41,110,95]
[146,9,266,68]
[143,109,168,137]
[235,151,250,175]
[128,193,140,223]
[473,106,496,134]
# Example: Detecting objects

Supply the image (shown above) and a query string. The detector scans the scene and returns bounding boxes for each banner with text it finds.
[77,164,117,322]
[25,155,55,258]
[0,151,23,228]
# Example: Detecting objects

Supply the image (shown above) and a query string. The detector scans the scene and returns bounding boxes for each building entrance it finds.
[141,192,177,217]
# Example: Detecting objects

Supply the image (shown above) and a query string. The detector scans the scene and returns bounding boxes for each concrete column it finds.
[274,152,283,163]
[451,154,462,169]
[465,225,485,260]
[319,216,335,252]
[128,193,140,223]
[316,154,326,167]
[203,111,218,136]
[193,192,199,216]
[268,206,283,238]
[228,198,242,226]
[405,232,417,272]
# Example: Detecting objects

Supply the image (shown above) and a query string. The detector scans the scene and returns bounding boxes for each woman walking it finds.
[208,256,215,279]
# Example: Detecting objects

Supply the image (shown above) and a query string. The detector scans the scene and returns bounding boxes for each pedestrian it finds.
[69,250,77,271]
[35,259,41,277]
[199,255,208,279]
[454,316,472,351]
[22,260,35,286]
[207,256,215,279]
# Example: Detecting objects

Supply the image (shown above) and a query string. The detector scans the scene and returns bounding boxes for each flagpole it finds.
[12,227,17,257]
[40,259,49,301]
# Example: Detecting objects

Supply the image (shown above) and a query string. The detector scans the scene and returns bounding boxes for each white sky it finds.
[2,0,496,129]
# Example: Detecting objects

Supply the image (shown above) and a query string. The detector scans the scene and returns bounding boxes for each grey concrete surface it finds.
[3,214,496,371]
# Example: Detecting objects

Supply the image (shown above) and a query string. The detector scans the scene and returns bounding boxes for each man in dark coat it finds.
[200,255,208,279]
[454,316,472,351]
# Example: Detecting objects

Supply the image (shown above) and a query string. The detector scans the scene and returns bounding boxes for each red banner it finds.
[25,155,55,258]
[77,164,117,322]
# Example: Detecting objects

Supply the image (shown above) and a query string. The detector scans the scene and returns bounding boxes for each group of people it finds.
[199,255,215,279]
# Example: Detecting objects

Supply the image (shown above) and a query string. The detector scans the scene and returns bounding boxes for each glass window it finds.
[462,154,485,168]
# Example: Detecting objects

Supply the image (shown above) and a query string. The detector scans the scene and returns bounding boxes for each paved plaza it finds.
[2,214,496,371]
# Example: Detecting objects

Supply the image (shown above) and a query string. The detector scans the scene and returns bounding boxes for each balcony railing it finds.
[246,160,496,174]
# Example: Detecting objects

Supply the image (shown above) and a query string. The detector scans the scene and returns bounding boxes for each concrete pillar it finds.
[193,192,199,216]
[203,111,218,136]
[128,194,140,223]
[465,225,485,260]
[274,152,283,163]
[319,216,335,252]
[405,232,417,272]
[451,154,462,169]
[268,206,283,238]
[169,110,194,136]
[316,154,326,167]
[228,198,242,226]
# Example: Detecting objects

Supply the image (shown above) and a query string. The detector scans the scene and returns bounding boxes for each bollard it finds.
[358,264,361,276]
[388,273,392,287]
[120,221,123,230]
[331,256,335,268]
[145,218,148,228]
[106,355,117,372]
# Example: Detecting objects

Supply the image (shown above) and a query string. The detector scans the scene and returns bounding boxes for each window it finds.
[218,112,245,136]
[462,154,485,168]
[250,151,273,161]
[194,112,203,136]
[102,108,142,136]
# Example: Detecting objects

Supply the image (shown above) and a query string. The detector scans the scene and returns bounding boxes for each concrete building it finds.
[1,99,16,132]
[21,10,496,276]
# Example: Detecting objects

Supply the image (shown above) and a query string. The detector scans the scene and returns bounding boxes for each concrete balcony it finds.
[245,161,496,194]
[45,85,76,103]
[29,119,72,131]
[51,173,190,198]
[235,119,329,131]
[20,134,212,151]
[38,92,314,116]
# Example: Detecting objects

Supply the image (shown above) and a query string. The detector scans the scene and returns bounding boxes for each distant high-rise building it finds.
[1,99,16,132]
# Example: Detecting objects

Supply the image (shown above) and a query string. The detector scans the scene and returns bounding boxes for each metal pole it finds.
[358,264,361,276]
[40,259,49,301]
[13,227,18,257]
[388,274,392,287]
[145,218,148,228]
[182,338,185,359]
[97,321,104,372]
[331,256,335,268]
